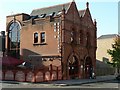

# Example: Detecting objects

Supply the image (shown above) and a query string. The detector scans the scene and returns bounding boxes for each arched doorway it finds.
[85,56,93,79]
[68,55,79,79]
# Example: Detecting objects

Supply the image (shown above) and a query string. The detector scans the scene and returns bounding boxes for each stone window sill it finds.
[33,43,47,46]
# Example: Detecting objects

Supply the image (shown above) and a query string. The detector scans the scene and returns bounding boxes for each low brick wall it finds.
[1,65,62,82]
[96,60,115,76]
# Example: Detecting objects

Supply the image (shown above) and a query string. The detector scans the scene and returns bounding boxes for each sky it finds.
[119,1,120,34]
[0,0,118,37]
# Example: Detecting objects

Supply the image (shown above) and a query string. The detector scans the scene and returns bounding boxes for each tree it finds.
[107,35,120,75]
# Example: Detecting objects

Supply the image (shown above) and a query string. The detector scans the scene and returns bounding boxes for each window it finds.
[86,32,91,46]
[54,22,60,32]
[8,21,21,58]
[54,23,57,32]
[71,31,74,42]
[34,32,38,43]
[40,14,46,18]
[49,12,55,17]
[80,30,83,44]
[73,30,76,42]
[40,32,45,43]
[71,29,77,44]
[33,32,46,45]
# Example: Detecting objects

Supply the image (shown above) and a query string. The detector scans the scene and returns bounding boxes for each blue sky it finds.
[0,0,118,37]
[119,1,120,34]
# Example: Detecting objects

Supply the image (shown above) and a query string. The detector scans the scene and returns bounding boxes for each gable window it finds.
[34,32,38,43]
[40,32,45,43]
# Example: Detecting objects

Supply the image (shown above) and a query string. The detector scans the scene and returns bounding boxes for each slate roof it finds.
[30,2,87,19]
[30,2,71,17]
[98,34,118,39]
[78,10,86,17]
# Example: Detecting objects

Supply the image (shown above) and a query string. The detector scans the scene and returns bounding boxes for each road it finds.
[1,80,120,90]
[67,80,120,88]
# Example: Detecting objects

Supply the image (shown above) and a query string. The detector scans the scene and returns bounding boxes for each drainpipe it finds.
[61,5,66,80]
[1,31,5,57]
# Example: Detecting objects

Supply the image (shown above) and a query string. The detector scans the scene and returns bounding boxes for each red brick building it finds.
[6,1,97,79]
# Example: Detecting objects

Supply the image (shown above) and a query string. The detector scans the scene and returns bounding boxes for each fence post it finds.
[2,71,5,80]
[50,64,52,81]
[78,64,80,79]
[34,71,36,83]
[57,67,58,80]
[13,70,16,81]
[24,70,27,82]
[43,71,45,82]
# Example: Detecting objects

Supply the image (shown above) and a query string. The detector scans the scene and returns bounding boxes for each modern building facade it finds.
[6,1,97,79]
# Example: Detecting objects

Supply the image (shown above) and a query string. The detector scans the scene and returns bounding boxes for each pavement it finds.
[51,75,116,86]
[1,75,116,86]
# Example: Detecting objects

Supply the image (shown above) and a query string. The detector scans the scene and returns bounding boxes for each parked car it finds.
[116,75,120,80]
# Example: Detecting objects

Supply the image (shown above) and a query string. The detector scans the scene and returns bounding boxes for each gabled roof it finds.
[98,34,118,39]
[30,2,71,17]
[78,9,86,17]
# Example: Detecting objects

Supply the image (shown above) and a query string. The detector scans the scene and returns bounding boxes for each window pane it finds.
[9,22,21,48]
[34,33,38,43]
[54,23,57,32]
[41,32,45,43]
[8,21,21,58]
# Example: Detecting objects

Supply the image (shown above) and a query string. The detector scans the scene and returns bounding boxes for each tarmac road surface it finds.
[1,79,120,90]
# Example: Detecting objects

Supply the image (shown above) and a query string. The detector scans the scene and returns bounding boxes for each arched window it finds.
[71,31,74,42]
[71,28,77,44]
[34,32,38,43]
[80,30,83,44]
[8,21,21,58]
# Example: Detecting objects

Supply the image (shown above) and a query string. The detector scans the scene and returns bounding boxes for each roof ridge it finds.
[33,2,71,11]
[98,34,118,39]
[101,34,117,36]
